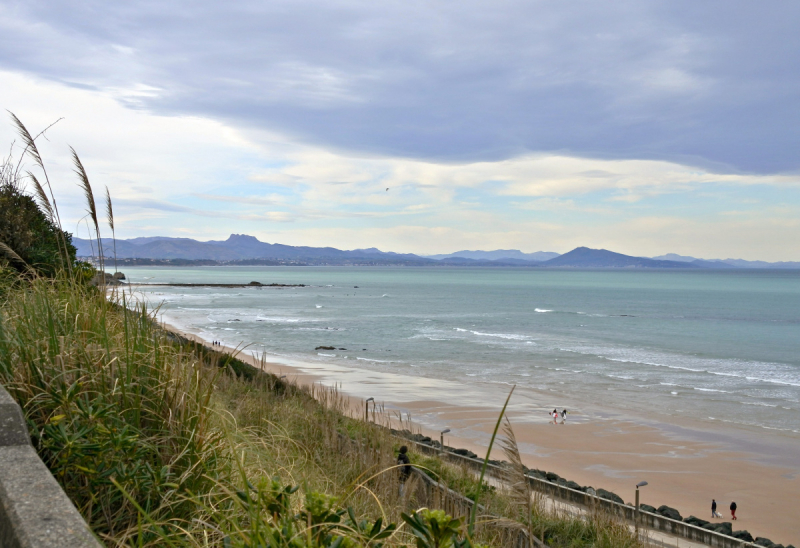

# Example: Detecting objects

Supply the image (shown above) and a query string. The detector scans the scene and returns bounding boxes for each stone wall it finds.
[0,383,100,548]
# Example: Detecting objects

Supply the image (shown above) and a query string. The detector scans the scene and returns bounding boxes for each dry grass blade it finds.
[104,185,114,232]
[8,111,43,169]
[501,417,543,548]
[72,147,103,269]
[27,171,55,221]
[72,147,98,230]
[0,240,37,276]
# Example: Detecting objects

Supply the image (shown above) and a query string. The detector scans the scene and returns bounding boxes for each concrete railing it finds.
[402,436,759,548]
[0,383,101,548]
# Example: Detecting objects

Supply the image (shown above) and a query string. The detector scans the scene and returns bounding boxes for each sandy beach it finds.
[170,322,800,544]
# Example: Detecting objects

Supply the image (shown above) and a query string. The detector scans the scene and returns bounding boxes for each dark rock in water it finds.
[597,489,625,504]
[354,286,359,288]
[639,504,657,513]
[656,505,682,521]
[565,480,582,491]
[545,472,560,482]
[684,516,710,527]
[315,346,336,350]
[732,531,755,542]
[113,271,126,280]
[248,281,262,285]
[338,348,346,350]
[713,522,732,536]
[755,538,775,547]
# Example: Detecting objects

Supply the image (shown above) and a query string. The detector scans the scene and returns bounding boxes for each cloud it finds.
[1,1,799,172]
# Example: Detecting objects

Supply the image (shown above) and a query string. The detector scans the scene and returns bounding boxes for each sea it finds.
[121,266,800,441]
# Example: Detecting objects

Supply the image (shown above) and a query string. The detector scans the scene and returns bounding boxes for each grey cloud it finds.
[2,1,799,173]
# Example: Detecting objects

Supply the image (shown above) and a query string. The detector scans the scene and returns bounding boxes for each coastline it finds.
[164,319,799,543]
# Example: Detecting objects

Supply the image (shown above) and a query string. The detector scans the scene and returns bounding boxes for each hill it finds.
[542,247,697,268]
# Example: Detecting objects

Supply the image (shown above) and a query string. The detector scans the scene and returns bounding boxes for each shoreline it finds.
[164,319,799,543]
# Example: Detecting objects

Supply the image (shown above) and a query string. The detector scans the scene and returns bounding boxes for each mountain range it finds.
[73,234,800,269]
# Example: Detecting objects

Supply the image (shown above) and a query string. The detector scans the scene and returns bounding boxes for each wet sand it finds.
[167,322,800,543]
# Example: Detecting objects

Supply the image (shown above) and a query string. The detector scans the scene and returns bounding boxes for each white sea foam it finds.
[535,308,553,313]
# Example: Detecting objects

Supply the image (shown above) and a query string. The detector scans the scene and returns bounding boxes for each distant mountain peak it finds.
[226,234,262,244]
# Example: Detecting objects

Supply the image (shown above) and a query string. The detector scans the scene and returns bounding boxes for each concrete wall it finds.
[0,383,101,548]
[403,437,757,548]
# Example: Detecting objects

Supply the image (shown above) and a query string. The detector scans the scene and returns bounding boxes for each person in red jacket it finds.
[730,501,737,520]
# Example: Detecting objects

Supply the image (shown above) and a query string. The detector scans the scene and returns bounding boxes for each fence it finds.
[0,382,100,548]
[402,436,760,548]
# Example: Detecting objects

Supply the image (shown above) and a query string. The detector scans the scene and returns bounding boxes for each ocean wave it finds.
[452,327,532,341]
[356,357,392,363]
[535,308,553,313]
[316,305,323,308]
[317,353,336,357]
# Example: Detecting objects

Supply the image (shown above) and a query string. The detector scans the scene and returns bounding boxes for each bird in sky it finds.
[386,187,389,191]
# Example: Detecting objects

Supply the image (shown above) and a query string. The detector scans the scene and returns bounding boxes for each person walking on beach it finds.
[551,409,559,424]
[397,446,411,496]
[711,499,721,518]
[730,501,737,520]
[561,409,568,423]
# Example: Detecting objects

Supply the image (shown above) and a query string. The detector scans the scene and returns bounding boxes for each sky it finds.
[1,1,799,260]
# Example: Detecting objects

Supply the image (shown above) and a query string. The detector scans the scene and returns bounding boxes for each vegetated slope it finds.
[542,247,699,268]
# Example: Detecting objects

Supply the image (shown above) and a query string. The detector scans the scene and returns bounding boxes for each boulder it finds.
[712,522,732,536]
[545,472,560,482]
[248,281,262,286]
[90,272,124,286]
[565,480,582,491]
[656,505,682,521]
[596,489,625,504]
[315,346,336,350]
[639,504,656,513]
[732,530,754,542]
[556,478,567,486]
[452,448,478,459]
[684,516,710,527]
[755,538,775,547]
[113,271,125,280]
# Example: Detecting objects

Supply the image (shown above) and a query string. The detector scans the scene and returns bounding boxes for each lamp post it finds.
[365,397,374,422]
[635,481,648,536]
[440,428,451,455]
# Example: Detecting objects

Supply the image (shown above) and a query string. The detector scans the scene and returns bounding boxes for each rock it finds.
[452,448,478,459]
[338,348,346,350]
[596,489,625,504]
[755,538,775,547]
[639,504,656,513]
[545,472,560,482]
[565,480,581,491]
[529,472,546,480]
[684,516,709,527]
[113,271,125,280]
[248,281,262,286]
[89,272,124,286]
[315,346,336,350]
[713,522,732,536]
[656,505,682,521]
[732,531,755,542]
[556,478,567,486]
